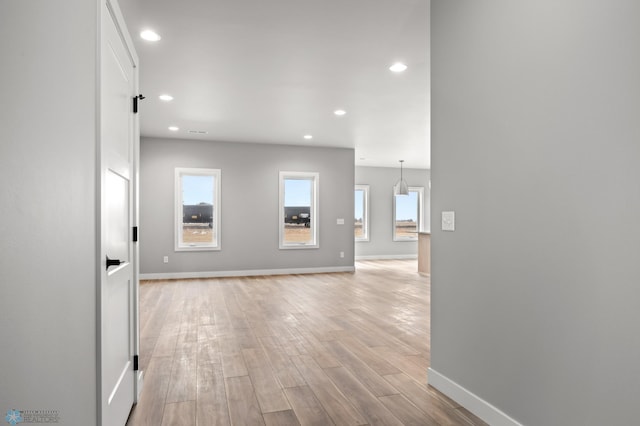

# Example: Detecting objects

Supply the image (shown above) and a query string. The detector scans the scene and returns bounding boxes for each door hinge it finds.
[133,355,139,371]
[132,94,145,114]
[133,226,138,242]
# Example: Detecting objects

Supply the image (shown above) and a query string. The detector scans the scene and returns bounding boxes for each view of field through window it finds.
[355,189,365,239]
[283,178,312,244]
[395,190,419,238]
[181,174,216,245]
[181,173,418,246]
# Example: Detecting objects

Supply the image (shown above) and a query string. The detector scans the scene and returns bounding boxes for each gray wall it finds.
[0,1,98,424]
[140,137,355,275]
[431,1,640,425]
[355,166,430,258]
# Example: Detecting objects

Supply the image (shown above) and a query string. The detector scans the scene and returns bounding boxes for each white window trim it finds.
[393,186,424,242]
[175,167,221,251]
[279,171,319,249]
[355,184,370,242]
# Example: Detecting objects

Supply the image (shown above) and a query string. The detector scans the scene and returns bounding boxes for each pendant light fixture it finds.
[394,160,409,196]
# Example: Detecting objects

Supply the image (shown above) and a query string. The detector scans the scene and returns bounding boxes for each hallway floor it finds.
[126,260,486,425]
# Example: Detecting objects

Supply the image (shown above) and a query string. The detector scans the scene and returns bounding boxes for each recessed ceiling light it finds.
[140,30,161,42]
[168,126,179,131]
[303,135,313,140]
[159,94,173,101]
[334,109,346,116]
[389,62,408,73]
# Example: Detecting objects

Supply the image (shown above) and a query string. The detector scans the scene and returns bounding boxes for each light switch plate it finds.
[441,211,455,231]
[337,218,345,225]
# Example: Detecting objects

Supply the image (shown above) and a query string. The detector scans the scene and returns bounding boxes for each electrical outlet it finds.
[337,218,345,225]
[340,251,345,258]
[163,256,169,263]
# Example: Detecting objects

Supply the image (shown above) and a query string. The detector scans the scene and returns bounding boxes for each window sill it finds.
[175,245,221,252]
[279,244,319,250]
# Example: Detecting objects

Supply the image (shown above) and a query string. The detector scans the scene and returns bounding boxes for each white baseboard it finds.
[134,371,144,403]
[428,368,523,426]
[140,266,355,280]
[355,254,417,260]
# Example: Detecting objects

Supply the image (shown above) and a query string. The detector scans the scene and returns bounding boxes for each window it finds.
[279,171,318,249]
[175,168,221,251]
[355,185,369,241]
[393,186,424,241]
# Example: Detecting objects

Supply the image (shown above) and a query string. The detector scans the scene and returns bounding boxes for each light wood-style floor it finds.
[126,260,486,426]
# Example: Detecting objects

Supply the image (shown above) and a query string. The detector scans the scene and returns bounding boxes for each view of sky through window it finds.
[355,190,364,221]
[284,179,312,206]
[395,191,418,221]
[182,175,214,204]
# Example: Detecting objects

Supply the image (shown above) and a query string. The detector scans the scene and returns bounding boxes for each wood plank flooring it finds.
[127,260,486,426]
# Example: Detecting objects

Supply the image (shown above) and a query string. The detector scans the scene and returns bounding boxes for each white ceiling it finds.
[119,0,430,169]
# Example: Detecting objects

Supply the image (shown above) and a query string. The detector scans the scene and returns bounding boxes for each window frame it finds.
[279,171,319,249]
[354,184,370,242]
[175,167,221,251]
[393,186,424,242]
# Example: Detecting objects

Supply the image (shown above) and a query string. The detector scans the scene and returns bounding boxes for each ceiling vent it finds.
[188,130,208,134]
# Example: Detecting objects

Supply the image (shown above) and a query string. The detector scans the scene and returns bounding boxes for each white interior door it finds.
[101,1,137,425]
